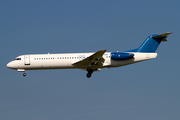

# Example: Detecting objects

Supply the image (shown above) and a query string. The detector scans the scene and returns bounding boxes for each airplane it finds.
[7,32,172,78]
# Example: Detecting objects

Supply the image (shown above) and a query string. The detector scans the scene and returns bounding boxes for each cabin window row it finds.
[34,57,82,60]
[34,56,110,60]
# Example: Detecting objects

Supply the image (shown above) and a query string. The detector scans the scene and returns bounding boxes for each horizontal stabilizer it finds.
[152,32,172,41]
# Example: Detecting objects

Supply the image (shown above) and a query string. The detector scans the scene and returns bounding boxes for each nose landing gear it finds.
[23,73,26,77]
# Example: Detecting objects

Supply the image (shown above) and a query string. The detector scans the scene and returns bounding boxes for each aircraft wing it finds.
[72,50,106,70]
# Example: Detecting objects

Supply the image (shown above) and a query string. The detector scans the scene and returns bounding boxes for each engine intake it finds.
[111,52,134,60]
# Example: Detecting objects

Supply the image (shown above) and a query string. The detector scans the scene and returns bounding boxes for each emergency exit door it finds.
[24,55,30,65]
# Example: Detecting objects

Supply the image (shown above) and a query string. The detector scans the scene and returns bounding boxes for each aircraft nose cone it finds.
[7,62,11,68]
[7,61,14,69]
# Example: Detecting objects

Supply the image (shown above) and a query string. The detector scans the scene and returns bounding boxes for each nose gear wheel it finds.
[23,73,26,77]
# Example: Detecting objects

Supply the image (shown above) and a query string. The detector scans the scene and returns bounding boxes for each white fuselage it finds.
[7,32,171,78]
[7,52,157,71]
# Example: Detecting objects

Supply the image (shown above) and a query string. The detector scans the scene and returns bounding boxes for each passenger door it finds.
[24,55,30,65]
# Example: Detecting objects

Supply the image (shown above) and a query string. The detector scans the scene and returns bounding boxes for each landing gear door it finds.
[24,55,30,65]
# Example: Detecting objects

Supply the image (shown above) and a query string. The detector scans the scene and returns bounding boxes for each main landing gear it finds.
[23,73,26,77]
[86,69,93,78]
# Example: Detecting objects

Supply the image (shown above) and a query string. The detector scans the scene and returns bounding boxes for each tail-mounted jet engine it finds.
[111,52,134,60]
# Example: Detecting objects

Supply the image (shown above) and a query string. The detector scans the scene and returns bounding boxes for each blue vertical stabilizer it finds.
[137,35,161,52]
[125,32,172,53]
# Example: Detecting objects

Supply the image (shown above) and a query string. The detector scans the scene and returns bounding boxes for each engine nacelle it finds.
[111,52,134,60]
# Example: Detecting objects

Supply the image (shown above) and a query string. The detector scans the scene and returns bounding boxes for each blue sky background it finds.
[1,0,180,120]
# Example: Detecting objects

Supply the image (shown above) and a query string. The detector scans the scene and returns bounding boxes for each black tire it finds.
[86,73,91,78]
[23,73,26,77]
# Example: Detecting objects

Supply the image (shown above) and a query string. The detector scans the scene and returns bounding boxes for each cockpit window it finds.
[15,58,21,60]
